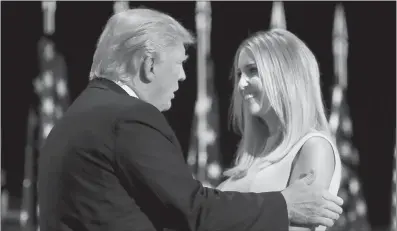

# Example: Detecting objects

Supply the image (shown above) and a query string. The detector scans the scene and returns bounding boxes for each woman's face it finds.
[237,48,271,116]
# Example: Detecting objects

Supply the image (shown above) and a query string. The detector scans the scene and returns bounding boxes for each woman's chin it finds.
[248,104,262,115]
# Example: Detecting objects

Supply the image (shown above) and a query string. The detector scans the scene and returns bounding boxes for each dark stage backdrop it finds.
[2,1,395,229]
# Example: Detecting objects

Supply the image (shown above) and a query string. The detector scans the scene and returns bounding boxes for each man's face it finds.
[151,42,188,111]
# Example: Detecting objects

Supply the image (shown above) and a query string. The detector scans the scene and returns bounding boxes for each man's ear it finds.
[141,56,156,83]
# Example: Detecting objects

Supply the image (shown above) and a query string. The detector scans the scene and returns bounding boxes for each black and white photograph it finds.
[1,1,396,231]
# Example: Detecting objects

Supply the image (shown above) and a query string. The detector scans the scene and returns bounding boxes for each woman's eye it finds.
[249,67,258,75]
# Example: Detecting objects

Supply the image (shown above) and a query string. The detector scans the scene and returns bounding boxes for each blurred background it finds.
[1,1,396,231]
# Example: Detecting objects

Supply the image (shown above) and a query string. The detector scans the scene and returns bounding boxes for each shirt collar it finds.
[114,80,139,98]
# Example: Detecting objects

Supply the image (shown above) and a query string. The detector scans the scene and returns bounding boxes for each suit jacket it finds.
[38,78,289,231]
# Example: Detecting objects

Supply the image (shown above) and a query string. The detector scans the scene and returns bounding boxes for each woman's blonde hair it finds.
[224,29,331,177]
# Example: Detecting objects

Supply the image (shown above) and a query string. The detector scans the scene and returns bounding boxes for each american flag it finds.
[187,1,222,188]
[328,86,371,231]
[21,2,70,231]
[328,4,370,231]
[270,1,286,30]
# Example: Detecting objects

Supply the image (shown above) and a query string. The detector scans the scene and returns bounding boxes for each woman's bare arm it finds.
[287,136,336,231]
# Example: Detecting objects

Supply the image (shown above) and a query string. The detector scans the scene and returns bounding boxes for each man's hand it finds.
[281,170,344,228]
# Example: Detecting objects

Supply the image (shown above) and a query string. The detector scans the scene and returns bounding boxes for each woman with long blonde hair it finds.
[218,29,342,231]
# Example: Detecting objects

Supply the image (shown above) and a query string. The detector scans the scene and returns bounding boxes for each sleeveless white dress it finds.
[218,132,342,231]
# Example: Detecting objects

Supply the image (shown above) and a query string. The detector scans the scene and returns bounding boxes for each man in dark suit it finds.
[38,8,343,231]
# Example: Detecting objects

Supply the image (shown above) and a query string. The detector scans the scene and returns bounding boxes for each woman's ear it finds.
[141,56,155,83]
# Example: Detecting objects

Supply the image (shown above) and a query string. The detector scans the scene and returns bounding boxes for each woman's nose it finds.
[238,75,249,90]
